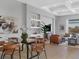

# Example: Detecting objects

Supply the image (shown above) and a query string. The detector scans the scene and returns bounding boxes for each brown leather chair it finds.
[50,34,61,44]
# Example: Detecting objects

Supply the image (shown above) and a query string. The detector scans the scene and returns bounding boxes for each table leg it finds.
[26,44,29,59]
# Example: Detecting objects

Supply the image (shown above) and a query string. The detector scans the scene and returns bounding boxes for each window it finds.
[68,19,79,33]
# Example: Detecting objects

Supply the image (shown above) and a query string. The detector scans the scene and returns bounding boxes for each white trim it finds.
[31,19,41,21]
[31,27,40,28]
[54,17,55,34]
[66,19,69,33]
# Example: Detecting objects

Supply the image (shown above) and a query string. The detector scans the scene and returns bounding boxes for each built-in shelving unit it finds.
[31,27,40,28]
[31,19,41,21]
[31,19,41,29]
[30,18,41,37]
[27,12,55,37]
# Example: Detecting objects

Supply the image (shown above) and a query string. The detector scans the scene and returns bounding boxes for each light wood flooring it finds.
[1,43,79,59]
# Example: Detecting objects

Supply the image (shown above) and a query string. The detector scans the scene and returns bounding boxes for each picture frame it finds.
[60,25,64,30]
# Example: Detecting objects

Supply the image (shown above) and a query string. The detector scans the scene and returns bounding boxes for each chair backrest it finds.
[36,38,44,42]
[0,41,5,46]
[3,44,17,55]
[31,38,45,52]
[8,37,18,43]
[31,43,44,52]
[50,34,61,44]
[50,35,60,40]
[51,34,60,38]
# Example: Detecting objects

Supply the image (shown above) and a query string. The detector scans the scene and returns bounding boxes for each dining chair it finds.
[1,44,16,59]
[8,37,18,43]
[50,34,62,44]
[8,37,21,59]
[0,41,5,46]
[31,38,47,59]
[0,41,5,51]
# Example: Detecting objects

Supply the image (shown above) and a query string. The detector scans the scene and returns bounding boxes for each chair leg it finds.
[3,54,5,59]
[30,48,33,59]
[11,55,13,59]
[44,50,47,59]
[1,52,4,59]
[43,45,47,59]
[38,55,39,59]
[37,52,39,59]
[19,46,21,59]
[21,43,24,51]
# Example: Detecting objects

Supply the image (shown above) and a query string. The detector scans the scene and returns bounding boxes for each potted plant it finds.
[21,32,28,43]
[41,25,48,39]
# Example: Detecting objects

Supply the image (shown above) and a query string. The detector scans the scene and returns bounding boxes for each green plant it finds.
[41,25,48,38]
[21,32,28,43]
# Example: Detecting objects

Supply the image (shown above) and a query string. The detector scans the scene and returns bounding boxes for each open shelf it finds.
[31,19,41,22]
[31,27,40,28]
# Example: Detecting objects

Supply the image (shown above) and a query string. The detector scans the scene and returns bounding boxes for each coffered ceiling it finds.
[17,0,79,16]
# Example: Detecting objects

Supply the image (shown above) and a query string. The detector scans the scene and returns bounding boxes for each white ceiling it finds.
[17,0,79,16]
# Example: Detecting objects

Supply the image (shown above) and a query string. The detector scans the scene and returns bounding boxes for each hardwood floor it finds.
[46,44,79,59]
[1,44,79,59]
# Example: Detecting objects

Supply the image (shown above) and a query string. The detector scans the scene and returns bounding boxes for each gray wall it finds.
[26,5,55,36]
[0,0,26,42]
[55,14,79,43]
[0,0,26,29]
[55,16,67,35]
[55,14,79,35]
[0,0,55,37]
